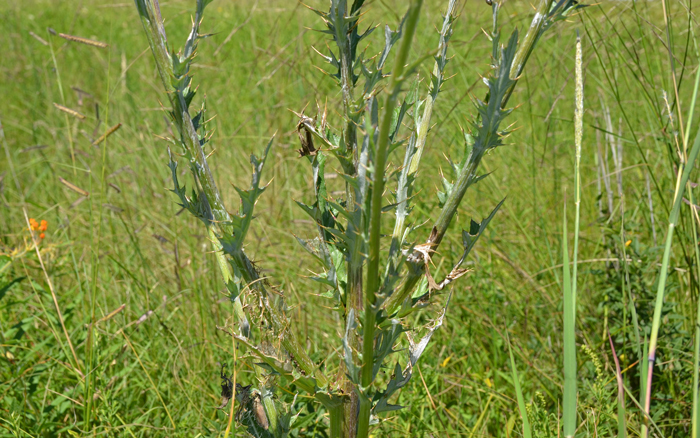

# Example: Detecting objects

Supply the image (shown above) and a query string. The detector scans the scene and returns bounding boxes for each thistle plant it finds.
[134,0,584,436]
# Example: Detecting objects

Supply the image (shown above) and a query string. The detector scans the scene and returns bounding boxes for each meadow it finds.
[1,0,699,436]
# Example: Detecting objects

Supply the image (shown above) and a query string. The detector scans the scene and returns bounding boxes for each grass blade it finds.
[507,331,531,438]
[609,332,627,438]
[562,201,576,437]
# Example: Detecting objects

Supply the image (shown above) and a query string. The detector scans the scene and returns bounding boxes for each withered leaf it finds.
[251,395,269,430]
[296,115,317,157]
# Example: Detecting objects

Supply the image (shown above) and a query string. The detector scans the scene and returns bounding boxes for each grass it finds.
[1,0,699,437]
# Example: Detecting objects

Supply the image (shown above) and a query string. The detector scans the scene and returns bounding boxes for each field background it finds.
[1,0,699,436]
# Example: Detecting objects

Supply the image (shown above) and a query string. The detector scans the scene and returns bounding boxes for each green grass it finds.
[1,0,699,437]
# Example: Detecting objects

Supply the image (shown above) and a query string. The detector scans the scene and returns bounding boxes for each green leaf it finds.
[0,276,25,303]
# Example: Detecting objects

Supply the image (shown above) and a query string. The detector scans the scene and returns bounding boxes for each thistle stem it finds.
[358,2,424,437]
[135,0,327,390]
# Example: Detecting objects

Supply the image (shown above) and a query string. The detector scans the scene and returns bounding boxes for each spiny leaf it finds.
[458,197,506,267]
[428,0,457,101]
[372,295,450,415]
[371,320,405,380]
[472,30,518,155]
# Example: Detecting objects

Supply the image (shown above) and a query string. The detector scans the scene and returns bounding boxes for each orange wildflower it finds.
[28,218,48,239]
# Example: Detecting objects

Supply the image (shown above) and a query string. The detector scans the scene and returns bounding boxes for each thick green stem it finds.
[261,393,279,435]
[385,269,423,317]
[355,396,372,438]
[503,0,554,107]
[510,0,552,77]
[431,151,483,249]
[338,6,361,436]
[358,2,424,437]
[363,0,423,384]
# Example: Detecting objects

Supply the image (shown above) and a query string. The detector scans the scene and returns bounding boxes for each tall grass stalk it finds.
[643,117,700,438]
[685,37,700,438]
[642,18,700,432]
[563,30,583,438]
[689,189,700,438]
